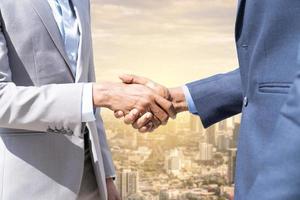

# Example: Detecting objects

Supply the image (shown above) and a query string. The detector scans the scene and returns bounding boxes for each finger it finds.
[124,108,140,124]
[138,127,148,133]
[151,114,163,129]
[148,121,157,132]
[114,111,125,118]
[139,117,160,132]
[133,112,153,129]
[150,102,169,125]
[119,74,149,85]
[154,94,177,119]
[147,122,156,133]
[139,121,154,133]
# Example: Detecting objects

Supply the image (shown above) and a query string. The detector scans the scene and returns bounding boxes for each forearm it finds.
[0,82,83,134]
[186,69,243,127]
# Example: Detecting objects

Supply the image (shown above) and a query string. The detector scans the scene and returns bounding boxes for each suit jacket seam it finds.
[31,37,40,86]
[1,144,6,199]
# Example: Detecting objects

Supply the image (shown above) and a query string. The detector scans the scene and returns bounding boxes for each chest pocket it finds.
[258,82,292,94]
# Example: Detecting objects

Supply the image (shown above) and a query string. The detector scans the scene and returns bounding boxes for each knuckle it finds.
[124,117,133,124]
[145,92,153,100]
[124,120,131,125]
[141,100,150,108]
[137,106,146,113]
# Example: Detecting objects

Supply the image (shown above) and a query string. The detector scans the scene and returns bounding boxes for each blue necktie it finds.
[51,0,80,77]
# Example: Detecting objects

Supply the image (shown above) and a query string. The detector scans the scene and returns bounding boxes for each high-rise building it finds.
[233,114,241,124]
[206,124,217,146]
[159,190,180,200]
[190,115,203,133]
[228,148,237,184]
[218,120,228,131]
[175,112,190,133]
[164,149,183,176]
[231,123,241,148]
[217,133,231,151]
[127,194,145,200]
[199,142,213,161]
[116,170,139,200]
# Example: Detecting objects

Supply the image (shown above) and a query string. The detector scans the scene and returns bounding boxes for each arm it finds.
[0,16,83,136]
[247,72,300,200]
[117,69,243,131]
[185,68,243,127]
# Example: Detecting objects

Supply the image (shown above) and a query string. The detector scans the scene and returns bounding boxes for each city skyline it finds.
[103,111,240,199]
[90,1,239,199]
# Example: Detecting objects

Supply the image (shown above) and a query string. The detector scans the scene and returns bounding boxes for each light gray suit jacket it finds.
[0,0,115,199]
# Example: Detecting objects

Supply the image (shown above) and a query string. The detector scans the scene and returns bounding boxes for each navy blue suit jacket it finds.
[187,1,300,199]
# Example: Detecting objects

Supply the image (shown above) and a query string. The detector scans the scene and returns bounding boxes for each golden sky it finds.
[91,0,238,87]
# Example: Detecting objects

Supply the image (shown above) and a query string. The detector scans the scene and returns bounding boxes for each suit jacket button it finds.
[66,128,73,136]
[54,127,59,133]
[47,127,54,133]
[66,131,73,136]
[61,129,67,135]
[243,96,248,107]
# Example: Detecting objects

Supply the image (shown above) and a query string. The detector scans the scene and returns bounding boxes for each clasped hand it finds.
[115,75,176,132]
[92,75,186,133]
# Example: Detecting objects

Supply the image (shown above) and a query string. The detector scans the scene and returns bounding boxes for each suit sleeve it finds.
[87,41,116,178]
[186,68,244,128]
[247,72,300,200]
[0,14,83,135]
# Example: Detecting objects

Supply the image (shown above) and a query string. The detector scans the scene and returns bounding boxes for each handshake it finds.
[92,75,188,132]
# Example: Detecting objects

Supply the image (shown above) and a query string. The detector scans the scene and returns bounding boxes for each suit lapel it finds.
[72,0,88,83]
[30,0,75,81]
[235,0,246,41]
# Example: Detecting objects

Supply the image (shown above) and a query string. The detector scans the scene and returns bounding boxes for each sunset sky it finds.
[91,0,238,87]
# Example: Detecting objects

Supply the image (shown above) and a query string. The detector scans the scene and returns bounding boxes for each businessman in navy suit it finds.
[115,0,300,199]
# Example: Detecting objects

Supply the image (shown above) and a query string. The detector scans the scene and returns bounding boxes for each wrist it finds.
[92,83,112,108]
[106,177,114,183]
[169,87,188,113]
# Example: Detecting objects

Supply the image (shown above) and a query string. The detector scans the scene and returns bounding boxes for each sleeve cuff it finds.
[81,83,96,122]
[106,175,116,181]
[182,85,198,114]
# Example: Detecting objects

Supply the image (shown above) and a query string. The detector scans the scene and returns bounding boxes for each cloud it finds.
[90,0,238,84]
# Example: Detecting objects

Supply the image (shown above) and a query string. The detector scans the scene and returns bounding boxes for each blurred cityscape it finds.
[103,110,240,200]
[92,0,239,198]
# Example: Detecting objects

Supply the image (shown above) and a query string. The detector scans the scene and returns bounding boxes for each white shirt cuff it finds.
[82,83,96,122]
[182,85,198,114]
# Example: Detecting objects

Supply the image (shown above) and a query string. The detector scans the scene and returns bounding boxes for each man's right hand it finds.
[115,75,189,132]
[92,82,176,125]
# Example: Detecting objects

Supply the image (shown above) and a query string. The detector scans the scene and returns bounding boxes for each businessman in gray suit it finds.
[116,0,300,199]
[0,0,174,200]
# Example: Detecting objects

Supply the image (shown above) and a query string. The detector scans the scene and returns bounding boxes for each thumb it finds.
[119,74,149,85]
[119,74,134,84]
